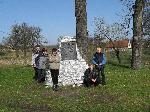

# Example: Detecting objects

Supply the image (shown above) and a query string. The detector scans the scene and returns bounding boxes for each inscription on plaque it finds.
[61,41,77,60]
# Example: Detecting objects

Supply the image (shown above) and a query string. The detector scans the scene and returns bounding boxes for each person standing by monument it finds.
[35,48,49,83]
[32,45,40,80]
[92,47,106,85]
[49,48,60,91]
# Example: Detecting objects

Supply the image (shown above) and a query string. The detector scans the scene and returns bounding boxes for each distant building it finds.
[105,39,131,52]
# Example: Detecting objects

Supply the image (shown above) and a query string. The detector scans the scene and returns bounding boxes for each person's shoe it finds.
[54,84,59,91]
[37,80,41,83]
[52,85,59,91]
[52,85,55,91]
[102,82,106,85]
[33,76,37,81]
[45,85,50,88]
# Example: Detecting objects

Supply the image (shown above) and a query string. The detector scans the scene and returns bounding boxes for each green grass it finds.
[0,65,150,112]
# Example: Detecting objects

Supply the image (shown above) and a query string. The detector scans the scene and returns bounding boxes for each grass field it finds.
[0,64,149,112]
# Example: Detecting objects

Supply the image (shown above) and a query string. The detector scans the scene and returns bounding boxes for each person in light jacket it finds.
[49,48,60,91]
[31,45,40,80]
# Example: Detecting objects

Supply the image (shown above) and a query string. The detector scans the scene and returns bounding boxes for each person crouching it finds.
[83,64,101,87]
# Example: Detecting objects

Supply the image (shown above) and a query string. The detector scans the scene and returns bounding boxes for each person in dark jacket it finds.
[92,47,106,85]
[83,64,101,87]
[35,48,49,83]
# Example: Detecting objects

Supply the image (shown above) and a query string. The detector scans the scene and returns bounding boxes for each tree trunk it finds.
[132,0,144,69]
[115,49,121,64]
[75,0,88,61]
[107,38,121,64]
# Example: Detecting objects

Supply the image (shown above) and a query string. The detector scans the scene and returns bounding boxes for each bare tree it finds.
[143,1,150,36]
[94,17,128,63]
[5,23,43,59]
[120,0,150,69]
[5,24,21,57]
[143,6,150,49]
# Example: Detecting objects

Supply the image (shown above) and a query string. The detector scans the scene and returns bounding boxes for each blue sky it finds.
[0,0,125,44]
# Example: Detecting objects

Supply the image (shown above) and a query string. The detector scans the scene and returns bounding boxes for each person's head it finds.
[35,45,40,52]
[96,47,102,53]
[32,45,40,53]
[42,48,48,55]
[88,64,94,70]
[52,48,57,55]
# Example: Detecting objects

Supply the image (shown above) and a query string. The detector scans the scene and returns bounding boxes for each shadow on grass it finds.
[107,61,131,69]
[0,99,52,112]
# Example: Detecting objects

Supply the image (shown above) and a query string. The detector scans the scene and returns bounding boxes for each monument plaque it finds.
[61,41,77,60]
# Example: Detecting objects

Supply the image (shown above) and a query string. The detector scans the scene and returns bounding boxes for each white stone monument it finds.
[45,36,88,87]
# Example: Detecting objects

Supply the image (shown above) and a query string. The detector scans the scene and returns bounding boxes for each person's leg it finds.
[90,80,95,86]
[54,69,59,90]
[95,68,102,84]
[37,69,42,83]
[50,69,55,84]
[100,65,106,85]
[83,78,91,87]
[94,78,101,86]
[33,67,38,80]
[51,69,58,85]
[40,69,46,83]
[54,69,59,85]
[50,69,59,91]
